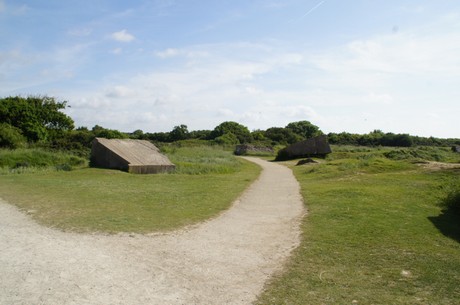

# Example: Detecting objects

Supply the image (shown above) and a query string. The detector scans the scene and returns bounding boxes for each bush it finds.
[213,132,239,145]
[0,123,26,148]
[442,188,460,216]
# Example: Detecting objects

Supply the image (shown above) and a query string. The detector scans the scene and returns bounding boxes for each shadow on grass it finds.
[429,189,460,243]
[429,210,460,243]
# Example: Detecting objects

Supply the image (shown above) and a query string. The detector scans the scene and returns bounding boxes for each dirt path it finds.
[0,157,304,305]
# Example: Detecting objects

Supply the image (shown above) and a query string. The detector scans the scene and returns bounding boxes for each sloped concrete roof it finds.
[91,138,175,173]
[94,138,173,166]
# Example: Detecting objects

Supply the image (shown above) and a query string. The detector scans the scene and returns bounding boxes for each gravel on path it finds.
[0,157,305,305]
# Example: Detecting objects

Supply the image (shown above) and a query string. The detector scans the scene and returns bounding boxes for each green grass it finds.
[256,150,460,304]
[163,145,244,174]
[0,148,87,173]
[0,146,260,233]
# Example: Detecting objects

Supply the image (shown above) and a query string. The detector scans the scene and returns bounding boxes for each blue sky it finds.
[1,0,459,137]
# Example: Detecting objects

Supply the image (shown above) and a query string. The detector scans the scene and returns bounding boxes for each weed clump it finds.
[442,188,460,216]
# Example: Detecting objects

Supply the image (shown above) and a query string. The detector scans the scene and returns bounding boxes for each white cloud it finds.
[105,86,134,98]
[361,92,394,105]
[110,29,135,42]
[10,14,457,137]
[111,48,122,55]
[311,17,460,78]
[217,108,234,117]
[155,48,180,58]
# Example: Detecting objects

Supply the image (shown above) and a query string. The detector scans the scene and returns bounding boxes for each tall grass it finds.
[257,149,460,305]
[162,145,242,174]
[0,148,87,174]
[329,145,460,163]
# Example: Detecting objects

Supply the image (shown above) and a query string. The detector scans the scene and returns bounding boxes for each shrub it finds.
[213,132,239,145]
[0,123,26,149]
[442,188,460,216]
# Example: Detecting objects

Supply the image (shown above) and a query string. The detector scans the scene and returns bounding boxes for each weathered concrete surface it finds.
[91,138,175,174]
[276,135,332,160]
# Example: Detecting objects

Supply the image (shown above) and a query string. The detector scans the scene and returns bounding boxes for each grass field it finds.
[1,144,459,303]
[0,146,260,233]
[256,147,460,304]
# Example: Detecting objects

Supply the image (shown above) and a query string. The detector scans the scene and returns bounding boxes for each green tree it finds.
[145,132,170,142]
[327,132,360,145]
[251,130,266,142]
[0,96,74,142]
[264,127,303,145]
[169,124,189,141]
[189,129,212,140]
[210,121,252,144]
[91,125,127,139]
[131,129,144,139]
[285,121,321,139]
[213,132,239,145]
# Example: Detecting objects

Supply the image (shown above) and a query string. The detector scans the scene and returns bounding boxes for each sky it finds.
[1,0,459,138]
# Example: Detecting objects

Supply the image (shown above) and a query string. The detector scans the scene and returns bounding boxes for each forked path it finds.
[0,157,304,305]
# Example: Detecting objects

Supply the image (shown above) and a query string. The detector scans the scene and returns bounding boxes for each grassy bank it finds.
[0,146,260,233]
[256,147,460,304]
[0,148,87,173]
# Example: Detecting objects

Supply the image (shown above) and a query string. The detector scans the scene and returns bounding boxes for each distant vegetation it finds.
[1,95,459,173]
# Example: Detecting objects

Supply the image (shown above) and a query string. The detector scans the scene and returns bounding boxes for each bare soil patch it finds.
[419,161,460,171]
[0,157,304,305]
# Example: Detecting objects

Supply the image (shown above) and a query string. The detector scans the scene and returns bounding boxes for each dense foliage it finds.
[0,123,26,149]
[1,95,459,158]
[327,130,459,147]
[0,96,74,142]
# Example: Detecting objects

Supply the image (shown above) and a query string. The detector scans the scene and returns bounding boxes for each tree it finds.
[285,121,321,139]
[264,127,303,145]
[0,96,74,142]
[210,121,252,144]
[189,129,212,140]
[145,132,170,142]
[169,124,189,141]
[91,125,127,139]
[214,132,239,145]
[130,129,144,139]
[251,130,266,142]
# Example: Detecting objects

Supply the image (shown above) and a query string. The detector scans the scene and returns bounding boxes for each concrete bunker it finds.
[90,138,175,174]
[276,135,332,161]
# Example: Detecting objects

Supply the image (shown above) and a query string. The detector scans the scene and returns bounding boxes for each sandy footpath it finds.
[0,157,304,305]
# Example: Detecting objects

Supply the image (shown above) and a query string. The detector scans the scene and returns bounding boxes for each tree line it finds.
[1,96,459,155]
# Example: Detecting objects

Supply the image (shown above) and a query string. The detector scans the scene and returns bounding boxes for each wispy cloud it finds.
[110,29,135,42]
[299,0,325,19]
[155,48,180,58]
